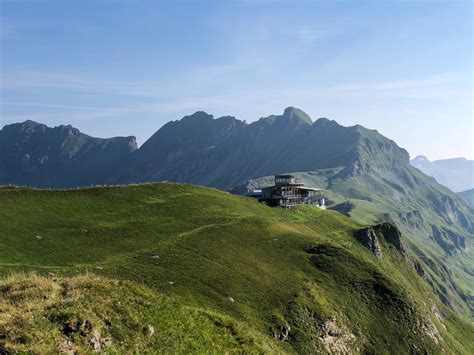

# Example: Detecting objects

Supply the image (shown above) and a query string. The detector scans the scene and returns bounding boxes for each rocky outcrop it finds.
[431,225,467,255]
[278,323,291,341]
[354,222,405,257]
[376,222,407,255]
[354,223,424,277]
[414,315,442,346]
[354,226,383,258]
[398,210,423,230]
[317,318,357,354]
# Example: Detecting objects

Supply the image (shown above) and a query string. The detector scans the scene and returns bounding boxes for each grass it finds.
[237,167,474,321]
[0,273,279,353]
[0,183,473,353]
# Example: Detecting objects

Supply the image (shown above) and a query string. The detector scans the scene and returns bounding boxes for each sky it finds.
[0,0,472,160]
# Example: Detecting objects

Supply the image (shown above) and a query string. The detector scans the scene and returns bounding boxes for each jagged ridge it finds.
[0,120,137,187]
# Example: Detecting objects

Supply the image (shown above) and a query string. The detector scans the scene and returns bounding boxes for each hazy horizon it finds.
[1,0,472,160]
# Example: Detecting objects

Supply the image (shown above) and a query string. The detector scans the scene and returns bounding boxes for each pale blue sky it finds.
[1,0,472,159]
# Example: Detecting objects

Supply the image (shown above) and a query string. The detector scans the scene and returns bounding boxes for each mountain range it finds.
[411,155,474,193]
[123,107,408,190]
[0,107,410,190]
[0,107,473,320]
[0,120,137,188]
[459,188,474,209]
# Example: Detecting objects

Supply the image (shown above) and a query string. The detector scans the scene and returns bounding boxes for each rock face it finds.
[354,223,406,257]
[278,323,291,341]
[355,223,425,277]
[354,226,383,258]
[376,222,406,255]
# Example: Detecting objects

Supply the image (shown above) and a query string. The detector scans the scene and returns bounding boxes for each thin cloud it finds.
[295,28,334,43]
[1,102,102,111]
[1,69,467,128]
[1,71,121,92]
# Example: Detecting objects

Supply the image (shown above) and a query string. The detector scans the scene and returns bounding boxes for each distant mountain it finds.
[0,120,137,188]
[0,109,421,191]
[125,107,408,190]
[411,155,474,192]
[459,188,474,209]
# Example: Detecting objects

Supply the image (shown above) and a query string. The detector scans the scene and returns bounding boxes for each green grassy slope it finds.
[1,273,279,353]
[331,167,474,311]
[232,166,474,321]
[0,183,473,353]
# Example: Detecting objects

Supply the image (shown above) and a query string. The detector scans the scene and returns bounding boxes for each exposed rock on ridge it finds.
[355,223,424,277]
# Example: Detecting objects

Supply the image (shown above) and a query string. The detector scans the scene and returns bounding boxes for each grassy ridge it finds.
[0,183,473,353]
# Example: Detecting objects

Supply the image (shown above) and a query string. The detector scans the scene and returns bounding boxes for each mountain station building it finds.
[255,175,325,210]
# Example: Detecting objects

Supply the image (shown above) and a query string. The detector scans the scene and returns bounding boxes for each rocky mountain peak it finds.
[256,107,313,128]
[282,107,313,125]
[412,155,430,165]
[57,124,80,137]
[312,117,337,128]
[127,136,139,151]
[181,111,214,123]
[15,120,47,134]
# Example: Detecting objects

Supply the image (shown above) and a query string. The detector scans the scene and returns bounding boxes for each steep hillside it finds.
[459,188,474,209]
[0,120,137,188]
[0,184,472,353]
[411,155,474,192]
[231,164,474,319]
